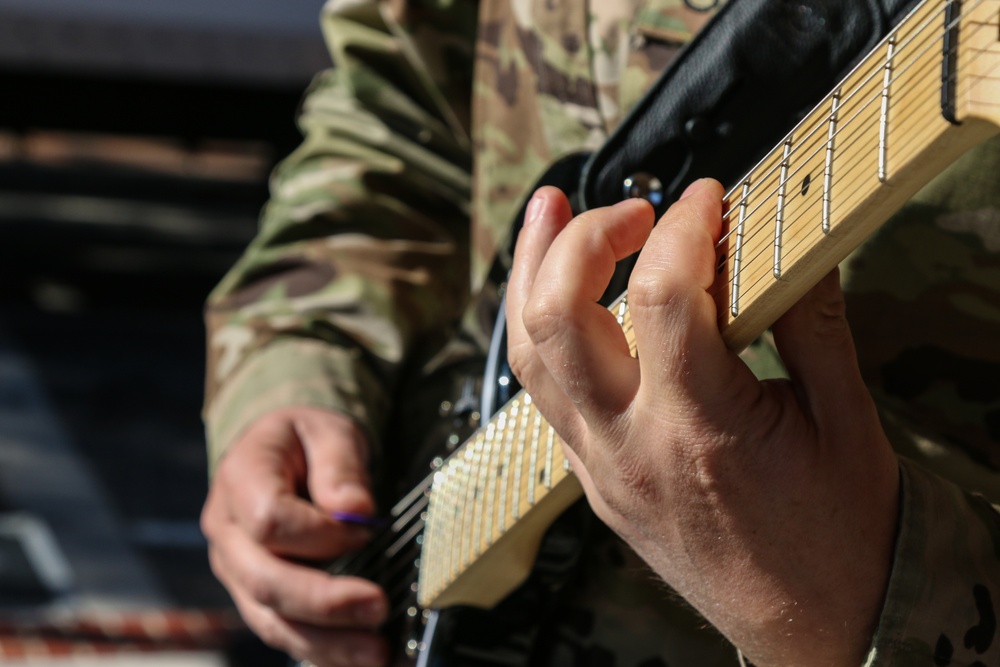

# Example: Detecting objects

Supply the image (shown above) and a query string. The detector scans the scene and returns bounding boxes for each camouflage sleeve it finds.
[864,457,1000,666]
[203,0,478,470]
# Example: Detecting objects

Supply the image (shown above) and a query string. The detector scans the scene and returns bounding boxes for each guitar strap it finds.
[580,0,924,217]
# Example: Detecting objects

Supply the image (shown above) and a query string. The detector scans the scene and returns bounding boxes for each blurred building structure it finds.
[0,1,330,664]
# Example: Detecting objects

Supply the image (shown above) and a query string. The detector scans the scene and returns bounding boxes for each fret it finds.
[458,437,479,566]
[454,442,473,569]
[444,460,460,581]
[466,433,485,557]
[497,401,518,532]
[823,90,840,233]
[731,179,750,317]
[423,470,443,594]
[513,397,534,520]
[879,36,897,182]
[544,425,555,489]
[527,402,541,506]
[474,424,495,553]
[483,417,501,547]
[774,138,793,278]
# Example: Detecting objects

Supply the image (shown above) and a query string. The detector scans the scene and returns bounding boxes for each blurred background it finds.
[0,1,331,664]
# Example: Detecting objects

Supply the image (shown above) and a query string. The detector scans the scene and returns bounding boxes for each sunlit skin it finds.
[505,180,900,667]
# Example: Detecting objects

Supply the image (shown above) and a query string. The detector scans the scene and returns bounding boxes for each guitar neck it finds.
[418,0,1000,610]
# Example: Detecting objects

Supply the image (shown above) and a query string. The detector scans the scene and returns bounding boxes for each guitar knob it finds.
[622,172,664,206]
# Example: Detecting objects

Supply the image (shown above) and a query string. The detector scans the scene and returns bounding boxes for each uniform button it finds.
[623,173,664,206]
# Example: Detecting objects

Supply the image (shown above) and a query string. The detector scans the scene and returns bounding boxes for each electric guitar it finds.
[323,0,1000,662]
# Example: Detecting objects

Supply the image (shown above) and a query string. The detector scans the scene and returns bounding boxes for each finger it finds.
[506,187,579,433]
[228,586,388,667]
[520,197,653,431]
[220,424,369,560]
[209,518,388,629]
[296,410,377,517]
[629,179,750,406]
[770,268,872,429]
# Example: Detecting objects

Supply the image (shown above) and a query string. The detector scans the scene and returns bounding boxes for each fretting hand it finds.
[505,180,900,667]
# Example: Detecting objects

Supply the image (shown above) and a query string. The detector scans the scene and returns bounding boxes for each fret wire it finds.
[880,36,898,182]
[443,460,458,581]
[527,400,542,506]
[484,414,502,546]
[544,425,555,489]
[732,62,972,316]
[823,90,841,233]
[458,437,478,567]
[774,138,793,279]
[718,0,967,234]
[720,10,992,318]
[723,21,937,248]
[716,2,985,311]
[731,179,751,317]
[497,400,518,532]
[464,433,484,557]
[742,94,948,309]
[475,432,490,554]
[512,398,531,521]
[725,52,940,314]
[474,433,493,551]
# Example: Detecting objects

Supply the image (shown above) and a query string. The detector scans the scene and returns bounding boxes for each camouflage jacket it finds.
[204,0,1000,664]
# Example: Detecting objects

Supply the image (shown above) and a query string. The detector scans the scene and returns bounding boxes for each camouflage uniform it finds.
[204,0,1000,664]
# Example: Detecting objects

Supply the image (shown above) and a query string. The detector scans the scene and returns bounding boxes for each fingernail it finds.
[353,599,387,626]
[680,178,706,200]
[524,194,545,226]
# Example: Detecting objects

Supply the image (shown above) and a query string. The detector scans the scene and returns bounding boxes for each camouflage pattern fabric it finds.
[204,0,1000,663]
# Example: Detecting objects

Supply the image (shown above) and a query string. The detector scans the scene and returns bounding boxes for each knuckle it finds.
[253,615,288,652]
[628,271,683,312]
[521,291,568,342]
[245,570,280,610]
[247,503,283,545]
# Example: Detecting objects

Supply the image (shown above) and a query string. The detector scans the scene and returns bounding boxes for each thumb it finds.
[770,268,869,426]
[295,409,377,518]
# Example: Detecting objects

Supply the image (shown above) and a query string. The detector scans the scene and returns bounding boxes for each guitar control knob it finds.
[622,173,664,206]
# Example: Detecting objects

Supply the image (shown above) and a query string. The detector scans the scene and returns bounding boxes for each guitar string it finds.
[623,0,1000,350]
[615,0,988,349]
[331,0,996,602]
[718,0,976,239]
[707,0,993,314]
[710,0,976,287]
[736,40,986,302]
[716,9,998,317]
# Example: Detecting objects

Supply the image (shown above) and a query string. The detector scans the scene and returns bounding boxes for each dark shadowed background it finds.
[0,1,330,664]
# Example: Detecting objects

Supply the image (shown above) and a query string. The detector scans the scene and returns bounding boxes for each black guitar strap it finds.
[580,0,924,217]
